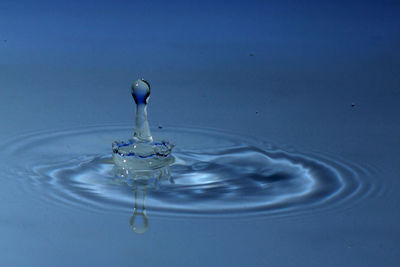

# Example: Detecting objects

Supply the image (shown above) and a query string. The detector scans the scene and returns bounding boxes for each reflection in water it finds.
[130,188,148,234]
[114,164,172,234]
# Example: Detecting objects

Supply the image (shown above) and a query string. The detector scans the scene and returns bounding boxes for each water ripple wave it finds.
[0,125,380,218]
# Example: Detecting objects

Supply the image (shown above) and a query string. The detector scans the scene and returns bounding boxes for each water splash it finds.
[112,79,174,171]
[0,125,381,221]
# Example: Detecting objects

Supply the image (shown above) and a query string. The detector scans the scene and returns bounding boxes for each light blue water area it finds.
[1,0,399,266]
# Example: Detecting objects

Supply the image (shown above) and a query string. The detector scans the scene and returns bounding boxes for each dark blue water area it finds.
[0,1,399,266]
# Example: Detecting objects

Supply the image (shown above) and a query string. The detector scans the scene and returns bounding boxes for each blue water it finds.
[1,1,399,266]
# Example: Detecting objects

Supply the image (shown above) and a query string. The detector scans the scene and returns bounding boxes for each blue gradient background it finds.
[1,0,400,266]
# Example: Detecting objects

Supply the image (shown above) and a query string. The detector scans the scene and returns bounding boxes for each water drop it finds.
[131,79,150,105]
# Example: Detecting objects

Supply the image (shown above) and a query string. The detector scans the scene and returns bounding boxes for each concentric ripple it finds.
[0,125,379,218]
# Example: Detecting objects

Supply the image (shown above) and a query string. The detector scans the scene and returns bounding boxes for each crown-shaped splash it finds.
[112,79,174,172]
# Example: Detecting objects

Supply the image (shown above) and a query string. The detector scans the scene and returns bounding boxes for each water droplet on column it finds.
[131,79,151,105]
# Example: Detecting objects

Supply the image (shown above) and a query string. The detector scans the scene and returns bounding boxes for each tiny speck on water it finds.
[249,53,254,56]
[158,125,163,129]
[351,103,356,107]
[255,111,259,114]
[3,40,7,42]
